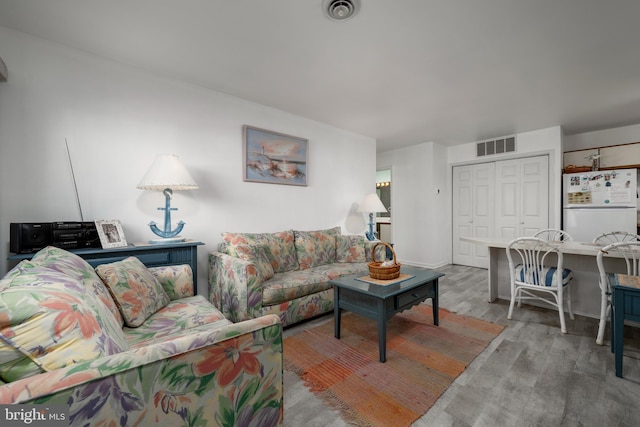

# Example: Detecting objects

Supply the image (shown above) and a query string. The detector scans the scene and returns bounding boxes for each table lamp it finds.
[137,154,198,243]
[358,193,387,240]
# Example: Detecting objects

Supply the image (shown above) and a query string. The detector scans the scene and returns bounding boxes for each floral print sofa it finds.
[0,246,283,427]
[209,227,384,327]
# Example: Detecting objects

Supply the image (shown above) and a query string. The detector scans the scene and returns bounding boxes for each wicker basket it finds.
[368,242,401,280]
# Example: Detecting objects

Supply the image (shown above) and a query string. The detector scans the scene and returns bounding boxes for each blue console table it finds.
[8,241,204,294]
[611,274,640,377]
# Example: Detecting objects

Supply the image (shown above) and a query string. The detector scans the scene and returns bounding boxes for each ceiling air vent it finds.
[323,0,361,21]
[477,136,516,157]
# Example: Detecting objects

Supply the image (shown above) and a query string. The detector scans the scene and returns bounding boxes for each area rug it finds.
[284,305,504,426]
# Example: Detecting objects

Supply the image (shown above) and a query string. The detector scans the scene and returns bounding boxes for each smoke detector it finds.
[323,0,361,21]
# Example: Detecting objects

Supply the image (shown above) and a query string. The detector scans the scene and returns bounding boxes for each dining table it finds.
[461,237,634,319]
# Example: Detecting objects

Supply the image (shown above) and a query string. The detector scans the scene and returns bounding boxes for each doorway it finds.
[376,169,391,242]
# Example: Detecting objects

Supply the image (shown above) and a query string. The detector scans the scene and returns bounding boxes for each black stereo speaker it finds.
[10,223,53,254]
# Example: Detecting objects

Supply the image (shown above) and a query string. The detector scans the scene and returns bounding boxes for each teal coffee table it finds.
[330,265,444,362]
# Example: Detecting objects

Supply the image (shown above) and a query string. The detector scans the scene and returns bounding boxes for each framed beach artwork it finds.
[243,125,308,186]
[95,220,128,249]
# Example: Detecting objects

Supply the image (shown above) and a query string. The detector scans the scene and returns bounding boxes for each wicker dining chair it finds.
[593,231,639,245]
[533,229,573,242]
[506,237,574,333]
[595,239,640,345]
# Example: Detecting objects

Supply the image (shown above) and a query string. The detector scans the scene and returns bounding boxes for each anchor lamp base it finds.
[136,154,199,244]
[149,236,185,245]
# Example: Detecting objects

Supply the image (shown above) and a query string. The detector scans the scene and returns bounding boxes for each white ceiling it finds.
[1,0,639,152]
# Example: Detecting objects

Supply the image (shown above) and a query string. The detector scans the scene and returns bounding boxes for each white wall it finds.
[564,123,640,151]
[378,126,563,268]
[0,26,376,294]
[377,142,449,269]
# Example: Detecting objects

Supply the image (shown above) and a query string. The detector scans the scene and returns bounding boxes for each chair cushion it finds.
[96,257,170,328]
[514,264,573,287]
[123,295,231,348]
[0,267,130,382]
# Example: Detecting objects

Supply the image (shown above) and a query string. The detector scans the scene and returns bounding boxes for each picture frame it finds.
[95,220,128,249]
[243,125,308,186]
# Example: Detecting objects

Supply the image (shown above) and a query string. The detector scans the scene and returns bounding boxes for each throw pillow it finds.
[294,227,341,270]
[0,269,129,382]
[336,235,366,263]
[96,257,170,328]
[234,244,275,281]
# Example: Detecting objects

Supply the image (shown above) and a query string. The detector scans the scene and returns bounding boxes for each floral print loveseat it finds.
[209,227,384,327]
[0,246,283,427]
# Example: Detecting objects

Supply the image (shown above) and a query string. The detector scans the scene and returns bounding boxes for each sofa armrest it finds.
[209,252,265,322]
[149,264,195,300]
[364,239,388,261]
[0,315,283,427]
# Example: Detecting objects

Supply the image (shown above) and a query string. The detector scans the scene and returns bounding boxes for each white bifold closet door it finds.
[494,156,549,239]
[452,162,495,268]
[452,155,549,268]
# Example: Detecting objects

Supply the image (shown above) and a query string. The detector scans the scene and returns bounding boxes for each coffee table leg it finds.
[378,300,386,362]
[334,286,341,339]
[433,279,439,326]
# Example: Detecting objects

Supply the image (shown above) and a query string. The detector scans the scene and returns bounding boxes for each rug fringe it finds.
[314,389,374,427]
[284,360,374,426]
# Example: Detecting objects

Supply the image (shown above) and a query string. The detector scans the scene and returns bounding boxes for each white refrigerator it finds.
[563,168,638,242]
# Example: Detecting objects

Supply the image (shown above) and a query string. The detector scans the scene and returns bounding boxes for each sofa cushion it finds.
[262,262,367,306]
[234,244,275,281]
[294,227,341,270]
[222,230,299,273]
[96,257,170,328]
[0,268,130,382]
[149,265,195,300]
[123,295,231,348]
[31,245,125,327]
[336,235,366,263]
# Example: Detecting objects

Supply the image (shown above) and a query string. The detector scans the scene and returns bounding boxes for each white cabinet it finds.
[563,149,598,169]
[600,143,640,169]
[563,143,640,171]
[494,156,549,239]
[452,163,495,268]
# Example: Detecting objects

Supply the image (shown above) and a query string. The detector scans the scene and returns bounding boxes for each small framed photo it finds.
[243,125,308,186]
[95,220,128,249]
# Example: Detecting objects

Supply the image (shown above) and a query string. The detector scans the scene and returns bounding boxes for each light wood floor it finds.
[283,264,640,426]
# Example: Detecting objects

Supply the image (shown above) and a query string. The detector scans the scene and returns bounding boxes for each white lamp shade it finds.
[357,193,387,213]
[137,154,199,191]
